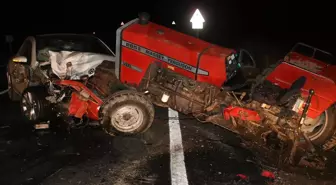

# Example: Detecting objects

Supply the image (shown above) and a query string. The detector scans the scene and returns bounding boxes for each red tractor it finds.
[113,13,336,167]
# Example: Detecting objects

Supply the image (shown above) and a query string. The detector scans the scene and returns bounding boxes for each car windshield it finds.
[36,34,114,56]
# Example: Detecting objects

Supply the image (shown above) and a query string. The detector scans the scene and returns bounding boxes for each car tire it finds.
[100,90,155,136]
[20,86,51,124]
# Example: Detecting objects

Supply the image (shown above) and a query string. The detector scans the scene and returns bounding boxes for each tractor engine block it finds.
[144,67,226,115]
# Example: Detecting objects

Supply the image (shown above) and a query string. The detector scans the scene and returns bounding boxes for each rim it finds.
[302,111,328,141]
[110,105,144,133]
[21,92,38,121]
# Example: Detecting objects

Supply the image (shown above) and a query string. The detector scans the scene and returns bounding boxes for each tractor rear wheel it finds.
[100,90,155,136]
[87,61,126,98]
[302,106,336,147]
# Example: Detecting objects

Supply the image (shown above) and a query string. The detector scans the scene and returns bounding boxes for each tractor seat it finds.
[252,76,306,105]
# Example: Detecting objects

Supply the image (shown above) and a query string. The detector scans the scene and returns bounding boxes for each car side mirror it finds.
[12,56,27,63]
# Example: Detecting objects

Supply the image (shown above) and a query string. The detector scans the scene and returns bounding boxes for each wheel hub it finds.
[111,105,144,133]
[123,113,132,121]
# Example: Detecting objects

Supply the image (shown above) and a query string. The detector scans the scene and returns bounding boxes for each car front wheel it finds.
[20,87,51,123]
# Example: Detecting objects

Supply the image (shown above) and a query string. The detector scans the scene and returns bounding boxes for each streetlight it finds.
[190,9,205,38]
[172,21,176,25]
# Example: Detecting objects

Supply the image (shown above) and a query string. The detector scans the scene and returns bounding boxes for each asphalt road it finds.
[0,94,336,185]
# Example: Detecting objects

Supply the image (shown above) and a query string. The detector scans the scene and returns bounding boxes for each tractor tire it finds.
[20,86,51,124]
[7,71,21,101]
[303,106,336,146]
[100,90,155,136]
[87,61,126,98]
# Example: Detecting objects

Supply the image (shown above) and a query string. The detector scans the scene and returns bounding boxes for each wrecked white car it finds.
[7,33,116,101]
[6,33,152,135]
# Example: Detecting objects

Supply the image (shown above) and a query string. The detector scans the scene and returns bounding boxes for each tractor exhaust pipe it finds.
[138,12,150,25]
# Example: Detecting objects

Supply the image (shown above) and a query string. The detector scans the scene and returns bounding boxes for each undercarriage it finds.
[138,63,334,169]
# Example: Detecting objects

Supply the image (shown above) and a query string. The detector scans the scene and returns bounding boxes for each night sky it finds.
[1,0,335,58]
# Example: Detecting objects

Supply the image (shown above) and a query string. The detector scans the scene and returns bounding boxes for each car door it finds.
[7,37,35,96]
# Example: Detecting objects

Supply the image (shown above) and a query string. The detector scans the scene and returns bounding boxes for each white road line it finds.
[168,108,189,185]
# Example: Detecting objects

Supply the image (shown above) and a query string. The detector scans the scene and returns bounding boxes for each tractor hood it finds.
[116,19,238,87]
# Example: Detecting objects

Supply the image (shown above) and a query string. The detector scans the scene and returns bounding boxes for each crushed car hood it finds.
[49,51,115,80]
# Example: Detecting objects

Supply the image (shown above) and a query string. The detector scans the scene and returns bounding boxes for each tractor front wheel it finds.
[100,90,155,136]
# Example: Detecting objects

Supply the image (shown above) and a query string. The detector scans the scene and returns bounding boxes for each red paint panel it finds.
[54,80,103,120]
[223,106,261,122]
[267,62,336,118]
[197,46,233,87]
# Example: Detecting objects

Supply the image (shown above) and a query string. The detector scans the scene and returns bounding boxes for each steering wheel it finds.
[238,49,257,68]
[221,49,259,91]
